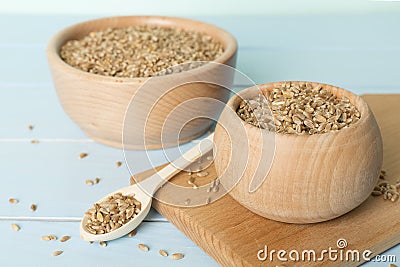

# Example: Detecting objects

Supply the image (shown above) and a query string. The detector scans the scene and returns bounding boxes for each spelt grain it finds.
[60,26,224,78]
[237,82,360,135]
[127,229,136,237]
[60,236,70,242]
[30,204,37,211]
[84,193,141,234]
[138,244,149,251]
[171,253,184,260]
[11,223,20,231]
[159,249,168,257]
[52,250,63,256]
[9,198,18,204]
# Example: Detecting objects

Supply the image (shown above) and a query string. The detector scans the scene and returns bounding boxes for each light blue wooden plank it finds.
[235,49,400,93]
[0,14,400,88]
[1,45,400,91]
[0,14,399,50]
[0,220,218,267]
[0,15,99,45]
[0,141,200,220]
[0,85,87,139]
[0,46,51,84]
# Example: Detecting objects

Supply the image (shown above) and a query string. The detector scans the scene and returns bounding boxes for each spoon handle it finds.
[138,133,215,195]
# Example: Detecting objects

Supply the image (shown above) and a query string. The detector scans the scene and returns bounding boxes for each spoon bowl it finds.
[80,133,214,241]
[80,184,152,242]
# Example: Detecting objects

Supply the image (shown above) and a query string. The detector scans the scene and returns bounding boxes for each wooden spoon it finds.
[80,133,214,241]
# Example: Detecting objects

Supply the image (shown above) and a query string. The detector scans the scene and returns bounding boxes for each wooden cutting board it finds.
[131,94,400,266]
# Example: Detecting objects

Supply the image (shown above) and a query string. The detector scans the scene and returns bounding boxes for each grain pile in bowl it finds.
[84,192,141,234]
[60,25,224,78]
[237,82,361,134]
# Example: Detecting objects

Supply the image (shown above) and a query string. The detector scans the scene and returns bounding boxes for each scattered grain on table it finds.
[9,198,18,204]
[60,236,70,242]
[52,250,63,257]
[41,235,50,241]
[30,203,37,211]
[11,223,20,231]
[159,249,168,257]
[41,235,57,241]
[138,243,149,252]
[127,229,137,237]
[171,253,184,260]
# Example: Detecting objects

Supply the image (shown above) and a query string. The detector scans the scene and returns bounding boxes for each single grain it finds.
[30,204,37,211]
[9,198,18,204]
[138,244,149,252]
[127,229,137,237]
[41,235,51,241]
[11,223,20,231]
[60,236,70,242]
[159,249,168,257]
[171,253,184,260]
[52,250,63,257]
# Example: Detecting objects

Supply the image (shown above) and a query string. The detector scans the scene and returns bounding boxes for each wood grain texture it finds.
[132,94,400,267]
[214,82,383,223]
[46,16,237,149]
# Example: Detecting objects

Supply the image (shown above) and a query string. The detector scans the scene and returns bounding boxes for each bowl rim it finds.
[228,81,370,139]
[46,15,238,83]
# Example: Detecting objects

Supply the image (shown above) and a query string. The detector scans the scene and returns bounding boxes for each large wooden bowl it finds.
[214,82,383,223]
[47,16,237,149]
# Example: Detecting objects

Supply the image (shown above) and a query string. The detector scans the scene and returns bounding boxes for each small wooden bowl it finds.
[47,16,237,149]
[214,81,383,223]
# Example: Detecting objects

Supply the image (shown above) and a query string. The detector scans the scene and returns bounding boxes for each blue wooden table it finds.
[1,13,399,266]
